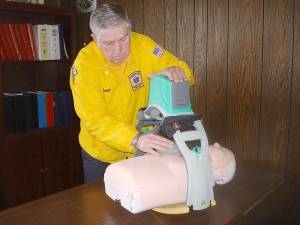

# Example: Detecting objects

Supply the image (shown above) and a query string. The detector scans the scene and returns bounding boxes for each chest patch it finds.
[128,71,144,91]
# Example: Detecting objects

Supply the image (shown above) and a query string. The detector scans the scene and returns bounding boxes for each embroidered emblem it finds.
[71,66,78,83]
[128,71,144,91]
[153,45,163,57]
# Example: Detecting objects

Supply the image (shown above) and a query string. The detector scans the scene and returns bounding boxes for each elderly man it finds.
[70,3,194,183]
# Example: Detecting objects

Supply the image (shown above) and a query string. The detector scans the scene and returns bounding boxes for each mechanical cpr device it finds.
[136,75,215,211]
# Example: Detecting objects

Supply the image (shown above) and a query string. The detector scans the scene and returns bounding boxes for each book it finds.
[8,23,22,60]
[0,40,6,60]
[3,93,17,133]
[4,92,38,133]
[54,90,75,126]
[54,91,67,126]
[20,24,35,60]
[26,24,38,60]
[0,23,16,60]
[2,23,19,60]
[58,24,69,59]
[37,91,47,128]
[66,91,76,123]
[48,25,61,60]
[13,93,25,132]
[22,92,38,129]
[14,23,32,60]
[61,91,70,125]
[21,92,38,130]
[45,91,55,127]
[33,24,49,60]
[13,23,26,60]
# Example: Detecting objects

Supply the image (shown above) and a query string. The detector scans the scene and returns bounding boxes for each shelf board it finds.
[4,123,78,140]
[0,1,74,16]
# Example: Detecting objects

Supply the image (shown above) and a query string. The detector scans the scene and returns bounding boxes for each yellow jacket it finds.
[70,32,194,163]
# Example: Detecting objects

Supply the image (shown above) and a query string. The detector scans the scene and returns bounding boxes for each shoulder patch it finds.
[153,45,164,57]
[71,66,78,76]
[71,66,78,83]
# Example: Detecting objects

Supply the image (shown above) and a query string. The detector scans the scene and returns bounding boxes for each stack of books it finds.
[3,90,76,134]
[0,23,68,61]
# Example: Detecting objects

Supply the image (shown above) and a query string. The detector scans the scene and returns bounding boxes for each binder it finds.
[3,93,16,133]
[14,93,26,132]
[37,91,47,128]
[54,91,66,126]
[66,91,76,123]
[48,25,61,60]
[8,23,22,60]
[0,23,15,60]
[14,23,33,60]
[33,24,49,60]
[26,24,38,60]
[0,44,5,60]
[58,24,69,59]
[23,92,38,129]
[45,92,55,127]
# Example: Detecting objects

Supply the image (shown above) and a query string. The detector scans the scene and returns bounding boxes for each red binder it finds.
[8,23,22,60]
[26,24,38,60]
[0,44,5,60]
[46,92,55,127]
[0,32,7,60]
[14,24,33,60]
[0,23,16,60]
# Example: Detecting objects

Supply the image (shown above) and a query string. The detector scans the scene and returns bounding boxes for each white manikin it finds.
[104,143,236,214]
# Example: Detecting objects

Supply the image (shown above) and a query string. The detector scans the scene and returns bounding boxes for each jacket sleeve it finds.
[70,63,138,153]
[143,37,194,85]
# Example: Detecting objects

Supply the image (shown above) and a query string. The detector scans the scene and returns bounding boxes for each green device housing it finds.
[148,75,192,115]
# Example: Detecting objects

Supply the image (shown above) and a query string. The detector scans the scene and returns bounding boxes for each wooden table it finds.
[0,165,284,225]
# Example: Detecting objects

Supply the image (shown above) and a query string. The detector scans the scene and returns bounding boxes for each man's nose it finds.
[113,42,121,54]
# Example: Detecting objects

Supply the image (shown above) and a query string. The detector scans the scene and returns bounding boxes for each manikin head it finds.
[89,4,131,64]
[208,143,236,185]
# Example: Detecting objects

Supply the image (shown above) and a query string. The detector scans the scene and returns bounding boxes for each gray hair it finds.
[89,3,131,35]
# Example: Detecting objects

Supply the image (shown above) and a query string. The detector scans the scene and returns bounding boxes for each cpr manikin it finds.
[104,142,236,214]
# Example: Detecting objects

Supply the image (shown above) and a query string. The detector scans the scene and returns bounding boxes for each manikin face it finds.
[93,22,131,64]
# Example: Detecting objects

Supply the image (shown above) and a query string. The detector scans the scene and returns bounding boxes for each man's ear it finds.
[91,33,96,42]
[91,33,100,43]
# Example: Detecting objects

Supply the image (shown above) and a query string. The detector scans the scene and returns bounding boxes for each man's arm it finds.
[70,64,174,155]
[70,65,138,153]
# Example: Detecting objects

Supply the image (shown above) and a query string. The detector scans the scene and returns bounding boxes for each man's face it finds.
[94,22,131,64]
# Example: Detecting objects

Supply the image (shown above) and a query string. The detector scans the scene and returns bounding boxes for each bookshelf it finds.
[0,1,82,209]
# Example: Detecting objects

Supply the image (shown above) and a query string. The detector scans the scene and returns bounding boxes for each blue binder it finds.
[37,91,47,128]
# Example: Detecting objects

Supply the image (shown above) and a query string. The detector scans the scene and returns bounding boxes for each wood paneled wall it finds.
[75,0,300,175]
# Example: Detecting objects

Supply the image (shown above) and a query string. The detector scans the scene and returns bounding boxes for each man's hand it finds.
[136,133,174,156]
[151,67,187,82]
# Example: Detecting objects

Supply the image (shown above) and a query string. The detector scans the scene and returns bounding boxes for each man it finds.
[70,3,194,183]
